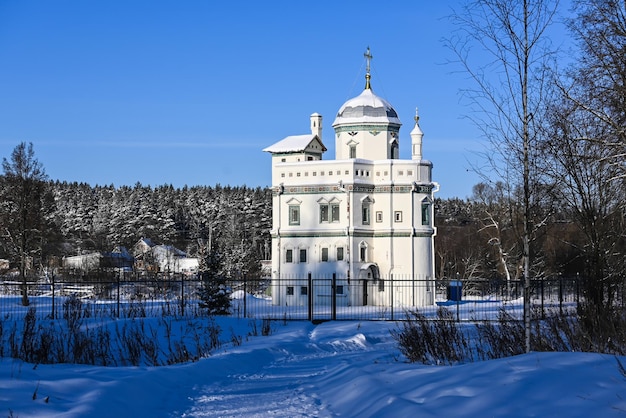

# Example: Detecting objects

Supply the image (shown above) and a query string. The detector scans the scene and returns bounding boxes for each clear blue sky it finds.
[0,1,568,199]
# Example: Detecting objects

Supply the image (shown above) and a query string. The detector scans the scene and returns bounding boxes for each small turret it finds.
[310,113,322,141]
[410,108,423,161]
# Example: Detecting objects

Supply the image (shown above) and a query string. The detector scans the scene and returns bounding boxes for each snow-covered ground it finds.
[1,317,625,417]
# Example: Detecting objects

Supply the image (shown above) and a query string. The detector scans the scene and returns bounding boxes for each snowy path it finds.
[2,320,626,417]
[181,320,626,417]
[180,323,378,417]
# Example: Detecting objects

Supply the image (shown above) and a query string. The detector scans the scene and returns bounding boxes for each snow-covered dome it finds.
[332,88,401,128]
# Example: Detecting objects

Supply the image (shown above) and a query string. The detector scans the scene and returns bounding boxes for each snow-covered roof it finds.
[332,88,401,127]
[263,134,327,154]
[152,244,187,257]
[136,237,155,248]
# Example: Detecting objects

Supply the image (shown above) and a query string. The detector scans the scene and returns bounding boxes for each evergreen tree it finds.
[197,240,231,315]
[0,142,52,305]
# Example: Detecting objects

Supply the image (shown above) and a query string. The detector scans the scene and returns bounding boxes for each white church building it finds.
[263,49,437,308]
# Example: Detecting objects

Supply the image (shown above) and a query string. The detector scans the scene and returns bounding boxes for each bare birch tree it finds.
[546,0,626,311]
[446,0,559,352]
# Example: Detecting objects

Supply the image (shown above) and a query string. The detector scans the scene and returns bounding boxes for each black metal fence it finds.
[0,274,586,322]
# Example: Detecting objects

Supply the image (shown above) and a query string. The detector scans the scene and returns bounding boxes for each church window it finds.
[395,211,403,222]
[307,156,313,161]
[376,211,383,223]
[300,286,308,296]
[345,170,349,175]
[289,205,300,225]
[331,204,340,222]
[286,249,293,263]
[337,285,344,295]
[286,286,294,296]
[408,170,413,176]
[378,278,385,292]
[300,249,307,263]
[320,204,329,222]
[320,202,340,223]
[281,158,286,162]
[281,173,285,178]
[350,145,357,159]
[391,141,399,159]
[359,244,367,262]
[336,247,344,261]
[362,204,370,225]
[421,201,430,225]
[321,247,329,262]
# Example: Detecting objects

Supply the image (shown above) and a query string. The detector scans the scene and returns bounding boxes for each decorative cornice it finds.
[414,184,435,193]
[272,232,347,239]
[271,230,434,239]
[334,124,400,133]
[273,183,435,196]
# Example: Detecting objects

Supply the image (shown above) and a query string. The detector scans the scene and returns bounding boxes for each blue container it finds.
[447,280,462,301]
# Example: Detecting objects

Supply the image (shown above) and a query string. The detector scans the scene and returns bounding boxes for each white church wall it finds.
[265,54,437,309]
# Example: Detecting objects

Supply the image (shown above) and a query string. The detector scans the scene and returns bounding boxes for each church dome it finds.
[332,88,401,128]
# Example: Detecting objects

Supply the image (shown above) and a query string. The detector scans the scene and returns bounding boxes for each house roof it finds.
[138,238,155,247]
[152,245,187,257]
[262,134,327,154]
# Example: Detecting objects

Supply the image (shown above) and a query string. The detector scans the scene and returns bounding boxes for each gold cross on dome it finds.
[364,47,373,89]
[364,47,373,73]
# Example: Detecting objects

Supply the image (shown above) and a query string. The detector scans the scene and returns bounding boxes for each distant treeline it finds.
[40,181,272,277]
[0,177,610,283]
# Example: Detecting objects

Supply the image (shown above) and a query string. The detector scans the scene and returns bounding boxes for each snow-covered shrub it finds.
[391,308,473,365]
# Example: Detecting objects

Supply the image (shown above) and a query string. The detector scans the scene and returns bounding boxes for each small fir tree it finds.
[197,240,231,315]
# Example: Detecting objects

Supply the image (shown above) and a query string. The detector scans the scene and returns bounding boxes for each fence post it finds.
[576,273,580,305]
[116,274,120,318]
[559,275,563,315]
[51,273,55,320]
[181,274,185,316]
[308,273,313,322]
[390,274,394,321]
[331,273,337,321]
[243,274,247,318]
[541,278,546,319]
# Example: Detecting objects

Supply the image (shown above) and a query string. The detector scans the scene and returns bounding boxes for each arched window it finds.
[361,196,374,225]
[391,139,399,159]
[359,241,368,262]
[285,246,294,263]
[421,197,432,226]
